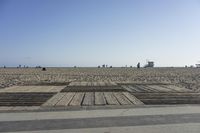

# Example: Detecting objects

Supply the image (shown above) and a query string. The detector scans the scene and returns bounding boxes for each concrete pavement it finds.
[1,105,200,132]
[7,123,200,133]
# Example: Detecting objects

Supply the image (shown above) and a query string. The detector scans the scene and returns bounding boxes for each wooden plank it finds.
[109,81,117,86]
[140,99,200,105]
[82,92,94,106]
[165,85,192,92]
[98,82,106,86]
[104,92,119,105]
[121,85,133,92]
[68,82,76,86]
[104,81,111,86]
[141,85,158,92]
[26,86,57,92]
[147,85,171,92]
[69,82,81,86]
[28,86,48,92]
[129,85,143,92]
[122,92,144,105]
[56,92,75,106]
[95,92,106,105]
[18,86,34,92]
[131,92,200,96]
[159,85,180,92]
[136,85,155,92]
[48,86,66,92]
[42,93,66,106]
[69,92,85,106]
[0,86,17,93]
[93,82,98,86]
[4,86,31,92]
[80,82,87,86]
[25,86,39,92]
[87,82,93,86]
[114,92,132,105]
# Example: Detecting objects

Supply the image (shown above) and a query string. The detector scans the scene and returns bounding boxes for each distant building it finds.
[144,61,154,68]
[196,64,200,68]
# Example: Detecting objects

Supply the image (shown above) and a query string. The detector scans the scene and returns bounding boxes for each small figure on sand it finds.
[137,62,140,69]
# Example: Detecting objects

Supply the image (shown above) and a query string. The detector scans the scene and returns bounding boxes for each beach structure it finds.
[196,64,200,68]
[144,61,154,68]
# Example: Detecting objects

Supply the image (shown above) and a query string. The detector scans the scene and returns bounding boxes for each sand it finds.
[0,67,200,92]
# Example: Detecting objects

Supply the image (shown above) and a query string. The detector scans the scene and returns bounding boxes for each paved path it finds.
[1,105,200,133]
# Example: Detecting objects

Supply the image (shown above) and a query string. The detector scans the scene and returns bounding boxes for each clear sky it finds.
[1,0,200,67]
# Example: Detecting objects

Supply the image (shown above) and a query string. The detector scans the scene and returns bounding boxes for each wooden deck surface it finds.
[0,82,199,107]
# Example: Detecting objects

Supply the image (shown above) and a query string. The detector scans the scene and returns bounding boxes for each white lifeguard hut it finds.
[196,64,200,68]
[144,60,154,68]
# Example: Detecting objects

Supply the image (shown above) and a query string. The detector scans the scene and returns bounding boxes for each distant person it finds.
[137,62,140,69]
[4,65,6,68]
[42,67,46,71]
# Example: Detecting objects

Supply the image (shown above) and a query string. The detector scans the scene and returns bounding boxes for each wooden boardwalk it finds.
[0,86,65,93]
[42,91,142,107]
[68,81,117,86]
[0,82,199,107]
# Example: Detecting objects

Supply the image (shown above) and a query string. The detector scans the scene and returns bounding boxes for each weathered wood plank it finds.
[140,99,200,105]
[69,82,81,86]
[87,82,93,86]
[121,85,133,92]
[114,92,132,105]
[80,82,88,86]
[141,85,159,92]
[56,92,75,106]
[122,92,144,105]
[68,82,76,86]
[159,85,180,92]
[28,86,48,92]
[131,92,200,96]
[104,81,110,86]
[164,85,192,92]
[98,82,106,86]
[95,92,106,105]
[93,82,98,86]
[0,86,17,93]
[1,86,65,93]
[42,93,65,106]
[48,86,66,92]
[128,85,143,92]
[82,92,94,106]
[147,85,171,92]
[104,92,119,105]
[3,86,30,92]
[69,92,85,106]
[108,81,117,86]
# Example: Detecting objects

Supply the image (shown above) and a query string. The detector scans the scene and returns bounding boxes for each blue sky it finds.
[0,0,200,67]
